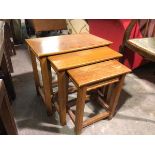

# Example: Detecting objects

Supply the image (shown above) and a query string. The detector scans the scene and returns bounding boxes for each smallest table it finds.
[67,60,131,134]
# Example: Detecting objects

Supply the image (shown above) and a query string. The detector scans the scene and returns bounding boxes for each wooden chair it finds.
[0,20,16,55]
[0,20,16,73]
[67,60,131,134]
[4,22,16,73]
[0,55,16,101]
[0,21,16,100]
[26,19,67,37]
[0,79,17,134]
[120,19,155,62]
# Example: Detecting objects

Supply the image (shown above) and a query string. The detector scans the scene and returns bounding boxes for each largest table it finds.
[26,33,112,117]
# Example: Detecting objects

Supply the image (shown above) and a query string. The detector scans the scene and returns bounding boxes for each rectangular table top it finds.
[48,46,122,71]
[26,33,112,58]
[67,60,131,87]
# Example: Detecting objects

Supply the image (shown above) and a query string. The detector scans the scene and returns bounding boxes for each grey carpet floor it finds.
[11,45,155,135]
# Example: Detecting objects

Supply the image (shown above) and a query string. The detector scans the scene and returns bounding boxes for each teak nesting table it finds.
[67,60,131,134]
[26,33,112,119]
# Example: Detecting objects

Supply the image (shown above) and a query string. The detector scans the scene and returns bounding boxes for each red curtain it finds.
[88,19,144,70]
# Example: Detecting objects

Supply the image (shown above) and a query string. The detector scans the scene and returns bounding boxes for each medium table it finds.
[48,46,122,125]
[26,33,112,116]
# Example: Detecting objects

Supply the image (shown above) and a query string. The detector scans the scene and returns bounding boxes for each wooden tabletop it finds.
[48,46,122,71]
[26,33,112,58]
[128,37,155,61]
[67,60,131,87]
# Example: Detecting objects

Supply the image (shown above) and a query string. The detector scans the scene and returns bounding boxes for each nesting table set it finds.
[26,33,131,134]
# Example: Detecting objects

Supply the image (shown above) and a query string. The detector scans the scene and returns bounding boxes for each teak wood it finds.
[108,75,126,119]
[39,57,53,115]
[26,33,112,57]
[57,71,69,125]
[26,33,113,121]
[67,60,131,134]
[67,60,131,87]
[29,48,40,95]
[48,46,122,125]
[48,46,122,71]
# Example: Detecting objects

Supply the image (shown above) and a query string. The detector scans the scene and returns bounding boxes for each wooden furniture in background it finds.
[120,19,155,63]
[48,46,122,125]
[0,20,16,73]
[0,79,17,135]
[0,55,16,101]
[0,20,16,55]
[67,60,131,134]
[128,38,155,62]
[0,21,16,100]
[4,22,15,73]
[26,19,67,37]
[26,33,112,120]
[88,19,152,70]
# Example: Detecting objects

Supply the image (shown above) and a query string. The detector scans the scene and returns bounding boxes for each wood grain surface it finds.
[48,46,122,71]
[67,60,131,87]
[26,33,112,57]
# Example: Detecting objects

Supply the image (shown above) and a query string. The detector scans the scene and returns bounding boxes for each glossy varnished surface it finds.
[128,37,155,61]
[48,46,122,71]
[67,60,131,87]
[26,33,112,57]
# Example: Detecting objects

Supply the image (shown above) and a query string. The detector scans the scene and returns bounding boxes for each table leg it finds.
[29,48,40,95]
[108,75,125,119]
[75,86,87,135]
[40,57,53,115]
[57,71,69,126]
